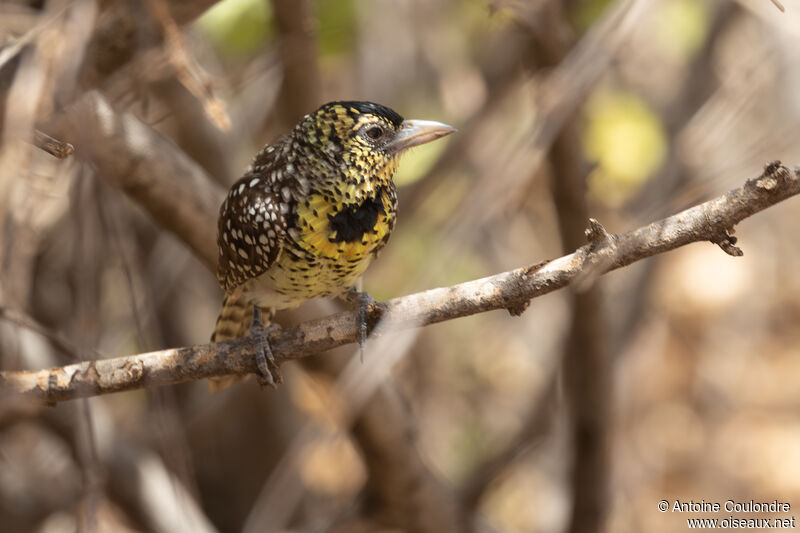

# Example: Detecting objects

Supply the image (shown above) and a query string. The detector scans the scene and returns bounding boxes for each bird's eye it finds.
[365,126,383,140]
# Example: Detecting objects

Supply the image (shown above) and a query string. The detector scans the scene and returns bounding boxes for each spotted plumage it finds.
[210,101,455,386]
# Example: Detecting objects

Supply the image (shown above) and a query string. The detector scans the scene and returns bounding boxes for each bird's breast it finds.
[292,187,395,262]
[245,187,397,310]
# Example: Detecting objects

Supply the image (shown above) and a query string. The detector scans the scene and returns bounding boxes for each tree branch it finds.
[1,162,797,404]
[51,91,223,270]
[79,0,221,88]
[529,4,612,530]
[271,0,321,125]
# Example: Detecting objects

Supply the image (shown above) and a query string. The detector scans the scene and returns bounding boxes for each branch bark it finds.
[1,161,797,404]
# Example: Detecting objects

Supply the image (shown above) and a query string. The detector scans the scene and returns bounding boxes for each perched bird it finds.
[211,101,455,389]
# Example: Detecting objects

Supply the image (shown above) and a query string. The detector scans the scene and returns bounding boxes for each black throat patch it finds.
[329,194,385,243]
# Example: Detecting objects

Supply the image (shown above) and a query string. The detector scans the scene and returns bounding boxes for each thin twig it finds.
[145,0,231,131]
[79,0,219,89]
[0,6,68,70]
[1,161,797,404]
[32,129,74,159]
[770,0,785,13]
[0,305,87,362]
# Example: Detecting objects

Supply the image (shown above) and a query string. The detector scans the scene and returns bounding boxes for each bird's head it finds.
[293,101,455,190]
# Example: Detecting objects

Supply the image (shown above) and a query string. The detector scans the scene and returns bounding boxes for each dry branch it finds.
[271,0,322,125]
[532,5,612,531]
[0,306,85,362]
[145,0,231,131]
[32,129,74,159]
[1,162,798,404]
[79,0,221,88]
[50,91,224,269]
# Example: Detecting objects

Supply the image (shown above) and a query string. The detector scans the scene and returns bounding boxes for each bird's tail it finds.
[208,288,254,392]
[211,288,252,343]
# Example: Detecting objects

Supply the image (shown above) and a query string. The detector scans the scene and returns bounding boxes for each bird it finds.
[210,101,455,390]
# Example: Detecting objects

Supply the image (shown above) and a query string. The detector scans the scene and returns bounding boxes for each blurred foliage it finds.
[572,0,616,32]
[652,0,711,60]
[196,0,359,59]
[394,140,451,187]
[315,0,357,57]
[196,0,273,56]
[584,86,667,206]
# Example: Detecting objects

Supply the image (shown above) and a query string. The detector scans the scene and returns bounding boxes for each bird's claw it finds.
[356,292,377,362]
[249,307,283,388]
[344,288,376,362]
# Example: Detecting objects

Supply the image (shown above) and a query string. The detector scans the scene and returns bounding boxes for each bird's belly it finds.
[244,189,395,311]
[244,251,375,310]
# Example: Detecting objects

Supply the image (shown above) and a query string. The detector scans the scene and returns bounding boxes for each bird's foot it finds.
[343,288,377,362]
[249,307,283,388]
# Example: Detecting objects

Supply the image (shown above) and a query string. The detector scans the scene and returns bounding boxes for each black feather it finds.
[328,193,386,243]
[327,101,404,128]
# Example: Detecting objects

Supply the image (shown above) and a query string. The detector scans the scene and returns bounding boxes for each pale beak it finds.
[385,119,456,154]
